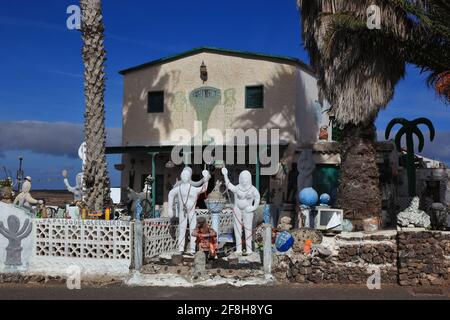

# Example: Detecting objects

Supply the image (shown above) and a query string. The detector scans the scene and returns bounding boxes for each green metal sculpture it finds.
[385,118,435,196]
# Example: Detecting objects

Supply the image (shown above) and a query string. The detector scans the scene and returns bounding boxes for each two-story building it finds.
[107,47,331,213]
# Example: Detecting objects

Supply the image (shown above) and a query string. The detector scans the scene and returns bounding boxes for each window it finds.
[245,85,264,109]
[147,91,164,113]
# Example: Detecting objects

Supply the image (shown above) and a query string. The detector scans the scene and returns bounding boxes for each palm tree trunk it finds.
[337,122,381,229]
[80,0,110,212]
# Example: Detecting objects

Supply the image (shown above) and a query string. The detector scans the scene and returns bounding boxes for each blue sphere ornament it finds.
[275,231,294,252]
[298,187,319,207]
[319,193,331,205]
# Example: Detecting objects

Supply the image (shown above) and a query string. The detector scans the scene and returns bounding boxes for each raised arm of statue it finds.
[221,167,237,193]
[63,178,78,194]
[193,170,211,195]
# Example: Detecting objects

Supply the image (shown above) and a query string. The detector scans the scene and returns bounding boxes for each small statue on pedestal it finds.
[127,174,153,219]
[62,170,83,202]
[168,167,210,255]
[221,167,260,255]
[13,176,43,209]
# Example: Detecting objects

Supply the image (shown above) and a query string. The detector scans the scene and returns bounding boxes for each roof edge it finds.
[119,46,315,76]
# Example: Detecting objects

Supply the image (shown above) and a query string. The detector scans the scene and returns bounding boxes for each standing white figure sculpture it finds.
[168,167,210,254]
[62,170,83,202]
[62,142,87,202]
[221,167,260,255]
[13,176,43,208]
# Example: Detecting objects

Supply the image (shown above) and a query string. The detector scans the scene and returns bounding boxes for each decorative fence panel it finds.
[143,209,234,260]
[33,219,132,261]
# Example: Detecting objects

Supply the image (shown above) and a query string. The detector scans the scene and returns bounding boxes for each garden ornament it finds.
[168,167,210,254]
[13,176,43,209]
[222,167,260,255]
[0,215,32,266]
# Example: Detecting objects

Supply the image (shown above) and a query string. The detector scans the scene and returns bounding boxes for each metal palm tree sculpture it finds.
[385,118,435,197]
[80,0,111,212]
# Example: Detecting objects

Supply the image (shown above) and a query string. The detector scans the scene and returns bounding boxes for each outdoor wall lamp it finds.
[200,61,208,83]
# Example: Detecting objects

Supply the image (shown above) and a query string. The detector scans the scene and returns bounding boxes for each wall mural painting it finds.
[223,88,237,129]
[172,91,188,128]
[189,87,222,141]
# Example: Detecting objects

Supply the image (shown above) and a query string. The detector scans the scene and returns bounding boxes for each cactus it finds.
[0,215,32,266]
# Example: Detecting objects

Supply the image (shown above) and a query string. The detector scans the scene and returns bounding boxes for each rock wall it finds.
[274,229,450,286]
[397,230,450,286]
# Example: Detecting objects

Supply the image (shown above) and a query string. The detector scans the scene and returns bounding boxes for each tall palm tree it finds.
[325,0,450,102]
[297,1,412,227]
[80,0,110,212]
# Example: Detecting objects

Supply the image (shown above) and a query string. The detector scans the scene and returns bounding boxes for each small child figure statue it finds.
[192,217,217,259]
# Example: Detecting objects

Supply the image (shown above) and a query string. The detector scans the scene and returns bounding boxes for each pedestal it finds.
[211,212,220,236]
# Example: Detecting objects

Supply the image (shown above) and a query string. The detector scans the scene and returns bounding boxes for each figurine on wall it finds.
[222,167,260,255]
[62,170,83,202]
[127,174,153,218]
[13,176,43,209]
[168,167,211,254]
[319,126,329,141]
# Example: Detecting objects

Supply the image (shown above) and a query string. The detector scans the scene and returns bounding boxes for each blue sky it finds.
[0,0,448,189]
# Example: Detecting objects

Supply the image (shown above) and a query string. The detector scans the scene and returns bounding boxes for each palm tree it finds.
[80,0,111,212]
[297,1,412,227]
[324,0,450,102]
[385,118,435,196]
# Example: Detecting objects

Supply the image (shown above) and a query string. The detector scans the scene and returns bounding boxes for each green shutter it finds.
[245,86,264,109]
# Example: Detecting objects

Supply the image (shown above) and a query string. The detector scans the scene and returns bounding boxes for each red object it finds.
[193,225,217,257]
[304,239,312,254]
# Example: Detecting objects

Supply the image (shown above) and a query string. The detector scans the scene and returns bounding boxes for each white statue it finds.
[168,167,211,254]
[62,142,87,202]
[221,167,260,255]
[13,176,43,208]
[62,170,83,202]
[78,142,87,171]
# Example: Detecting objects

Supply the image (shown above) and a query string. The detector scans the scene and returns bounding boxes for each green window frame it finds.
[147,91,164,113]
[245,85,264,109]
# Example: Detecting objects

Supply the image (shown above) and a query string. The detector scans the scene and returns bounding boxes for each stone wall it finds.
[397,230,450,286]
[274,229,450,286]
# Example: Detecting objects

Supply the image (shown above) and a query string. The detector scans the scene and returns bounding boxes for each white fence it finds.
[30,210,234,266]
[33,219,132,261]
[143,209,234,261]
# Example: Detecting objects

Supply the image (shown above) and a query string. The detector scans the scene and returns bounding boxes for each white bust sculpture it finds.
[168,167,210,254]
[13,176,43,208]
[221,167,260,255]
[62,170,83,202]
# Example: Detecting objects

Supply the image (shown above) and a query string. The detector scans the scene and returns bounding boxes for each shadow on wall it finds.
[232,65,321,146]
[122,66,181,145]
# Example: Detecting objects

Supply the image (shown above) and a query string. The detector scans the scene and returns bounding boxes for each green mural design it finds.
[189,86,222,139]
[223,88,237,129]
[172,91,187,128]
